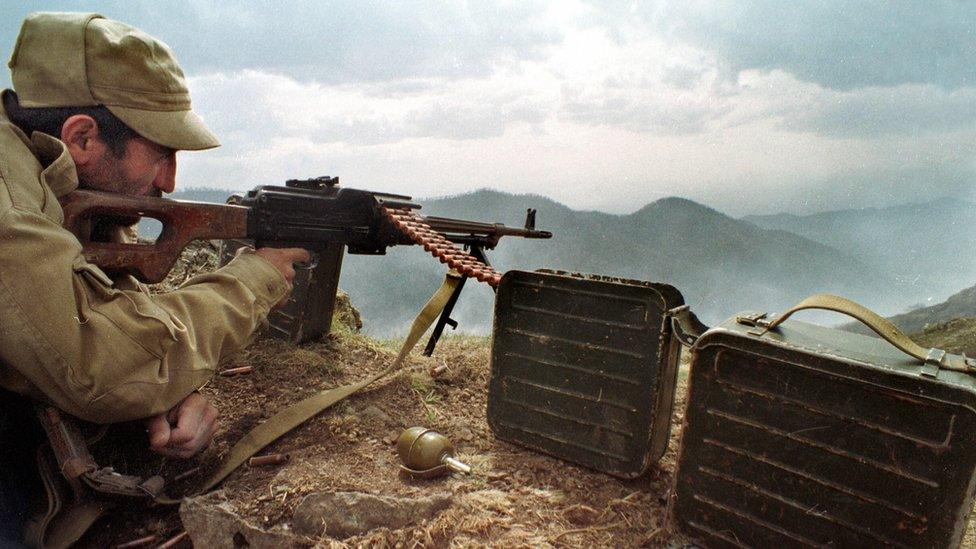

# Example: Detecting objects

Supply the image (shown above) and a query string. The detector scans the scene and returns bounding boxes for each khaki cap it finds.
[8,12,219,151]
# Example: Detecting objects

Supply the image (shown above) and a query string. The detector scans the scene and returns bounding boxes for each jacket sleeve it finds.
[0,204,289,423]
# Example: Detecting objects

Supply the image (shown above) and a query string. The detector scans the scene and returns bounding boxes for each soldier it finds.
[0,12,309,542]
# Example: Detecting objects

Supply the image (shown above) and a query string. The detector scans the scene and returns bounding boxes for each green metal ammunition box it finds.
[487,270,687,478]
[672,304,976,548]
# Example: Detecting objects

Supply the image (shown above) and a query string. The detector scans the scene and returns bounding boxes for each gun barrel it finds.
[424,216,553,240]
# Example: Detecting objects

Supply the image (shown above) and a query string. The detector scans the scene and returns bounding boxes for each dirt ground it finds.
[78,330,976,548]
[74,243,976,547]
[81,325,693,548]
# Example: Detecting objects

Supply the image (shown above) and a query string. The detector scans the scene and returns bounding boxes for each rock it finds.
[180,492,309,548]
[292,491,452,538]
[333,290,363,332]
[455,426,475,442]
[360,405,393,425]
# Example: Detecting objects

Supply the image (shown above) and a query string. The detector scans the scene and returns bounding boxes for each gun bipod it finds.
[421,245,495,356]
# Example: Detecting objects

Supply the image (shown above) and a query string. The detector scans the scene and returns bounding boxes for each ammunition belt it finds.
[382,206,502,287]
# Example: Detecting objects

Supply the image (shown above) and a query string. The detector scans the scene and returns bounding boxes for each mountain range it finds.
[843,284,976,337]
[163,188,973,336]
[744,198,976,306]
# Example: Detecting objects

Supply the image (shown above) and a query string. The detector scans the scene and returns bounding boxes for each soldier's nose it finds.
[153,153,177,194]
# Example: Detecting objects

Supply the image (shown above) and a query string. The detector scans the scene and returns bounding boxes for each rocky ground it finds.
[74,242,976,547]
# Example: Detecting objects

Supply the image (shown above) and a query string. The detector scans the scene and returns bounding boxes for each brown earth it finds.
[74,242,976,547]
[75,242,687,548]
[81,332,692,548]
[911,317,976,359]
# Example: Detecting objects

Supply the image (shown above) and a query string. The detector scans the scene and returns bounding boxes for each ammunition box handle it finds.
[668,305,708,347]
[767,293,931,363]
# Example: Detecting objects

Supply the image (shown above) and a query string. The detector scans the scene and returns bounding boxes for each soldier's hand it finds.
[247,247,311,307]
[145,392,219,459]
[251,247,311,286]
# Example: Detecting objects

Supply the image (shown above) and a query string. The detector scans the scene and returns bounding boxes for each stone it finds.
[333,290,363,332]
[455,426,476,442]
[180,492,309,549]
[360,405,393,425]
[292,491,452,538]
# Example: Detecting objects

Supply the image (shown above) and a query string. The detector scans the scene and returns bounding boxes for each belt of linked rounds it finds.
[381,207,503,287]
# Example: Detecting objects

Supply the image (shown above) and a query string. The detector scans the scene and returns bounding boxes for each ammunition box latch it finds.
[921,349,976,378]
[735,312,771,328]
[668,305,709,348]
[921,348,946,378]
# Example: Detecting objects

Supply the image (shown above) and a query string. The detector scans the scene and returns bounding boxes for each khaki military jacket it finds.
[0,103,289,423]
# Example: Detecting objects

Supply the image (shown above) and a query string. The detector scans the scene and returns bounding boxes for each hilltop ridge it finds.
[168,187,970,336]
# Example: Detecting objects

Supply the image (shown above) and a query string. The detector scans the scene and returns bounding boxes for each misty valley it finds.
[159,187,974,337]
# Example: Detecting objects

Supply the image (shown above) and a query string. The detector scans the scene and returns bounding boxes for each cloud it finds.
[0,0,561,85]
[189,69,553,147]
[5,1,971,142]
[788,85,976,139]
[629,0,976,90]
[2,1,973,219]
[698,160,976,217]
[727,70,976,138]
[532,21,738,135]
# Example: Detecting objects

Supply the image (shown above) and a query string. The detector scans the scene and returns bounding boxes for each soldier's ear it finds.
[61,114,104,166]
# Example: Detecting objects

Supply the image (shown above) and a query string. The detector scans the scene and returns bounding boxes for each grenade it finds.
[396,426,472,478]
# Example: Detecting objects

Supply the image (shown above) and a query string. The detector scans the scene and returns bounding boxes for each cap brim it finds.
[106,105,220,151]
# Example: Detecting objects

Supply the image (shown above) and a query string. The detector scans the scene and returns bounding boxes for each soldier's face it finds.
[78,136,177,197]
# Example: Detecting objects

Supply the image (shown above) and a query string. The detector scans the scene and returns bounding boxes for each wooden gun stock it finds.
[59,189,249,283]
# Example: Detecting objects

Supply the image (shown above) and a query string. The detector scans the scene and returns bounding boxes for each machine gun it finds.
[59,176,551,350]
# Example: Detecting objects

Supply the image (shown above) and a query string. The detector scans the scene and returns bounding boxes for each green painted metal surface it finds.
[673,314,976,548]
[487,270,685,478]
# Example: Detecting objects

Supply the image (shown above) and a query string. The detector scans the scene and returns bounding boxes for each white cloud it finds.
[2,1,971,216]
[601,0,976,90]
[177,6,975,216]
[727,70,976,138]
[189,68,555,147]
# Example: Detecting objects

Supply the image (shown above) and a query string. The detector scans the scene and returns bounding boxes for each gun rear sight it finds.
[285,176,339,190]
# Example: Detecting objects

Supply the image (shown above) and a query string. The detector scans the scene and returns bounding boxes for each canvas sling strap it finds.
[166,201,512,498]
[156,269,462,504]
[761,293,973,374]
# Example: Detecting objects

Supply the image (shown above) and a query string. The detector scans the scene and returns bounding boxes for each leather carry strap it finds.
[24,445,111,549]
[762,293,976,377]
[158,271,462,504]
[766,293,930,362]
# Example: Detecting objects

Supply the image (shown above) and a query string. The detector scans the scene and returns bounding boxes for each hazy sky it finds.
[1,1,973,215]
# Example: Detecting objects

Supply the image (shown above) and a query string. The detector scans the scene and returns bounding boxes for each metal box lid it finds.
[487,270,685,478]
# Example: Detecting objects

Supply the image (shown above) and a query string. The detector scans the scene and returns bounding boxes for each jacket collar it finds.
[1,89,79,198]
[31,131,79,198]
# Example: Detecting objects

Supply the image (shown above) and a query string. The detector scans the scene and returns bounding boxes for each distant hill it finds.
[169,188,237,203]
[910,318,976,357]
[844,283,976,336]
[166,187,943,337]
[744,198,976,303]
[341,190,892,335]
